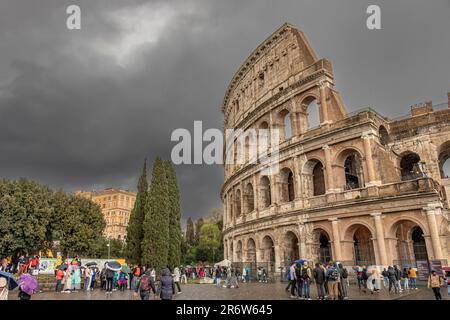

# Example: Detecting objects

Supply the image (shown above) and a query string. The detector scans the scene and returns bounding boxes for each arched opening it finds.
[312,229,332,264]
[392,221,429,267]
[261,236,276,274]
[247,238,256,263]
[230,241,234,261]
[301,96,321,130]
[283,231,299,265]
[235,189,241,217]
[260,176,271,208]
[303,159,326,197]
[351,225,375,266]
[343,152,364,190]
[412,227,428,261]
[280,168,295,202]
[236,241,243,262]
[258,121,270,155]
[379,126,390,146]
[244,183,255,214]
[400,152,423,181]
[438,142,450,179]
[229,194,233,223]
[277,109,292,142]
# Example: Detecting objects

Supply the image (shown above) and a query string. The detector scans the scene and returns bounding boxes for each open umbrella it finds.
[18,274,39,295]
[85,262,97,267]
[121,265,131,273]
[0,270,18,290]
[105,261,121,272]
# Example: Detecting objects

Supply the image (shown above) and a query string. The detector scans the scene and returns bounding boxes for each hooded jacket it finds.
[160,268,175,300]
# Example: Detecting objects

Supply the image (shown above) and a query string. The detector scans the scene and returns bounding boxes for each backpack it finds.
[362,270,369,280]
[139,275,151,292]
[328,268,339,281]
[342,268,348,279]
[301,267,310,279]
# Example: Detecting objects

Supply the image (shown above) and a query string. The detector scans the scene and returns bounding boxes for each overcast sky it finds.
[0,0,449,225]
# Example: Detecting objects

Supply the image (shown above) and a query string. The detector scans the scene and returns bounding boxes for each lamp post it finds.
[107,237,111,260]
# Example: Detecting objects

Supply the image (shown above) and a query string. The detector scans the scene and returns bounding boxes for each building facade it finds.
[220,23,450,275]
[76,188,136,240]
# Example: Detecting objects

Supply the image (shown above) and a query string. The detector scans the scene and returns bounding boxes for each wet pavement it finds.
[8,281,449,300]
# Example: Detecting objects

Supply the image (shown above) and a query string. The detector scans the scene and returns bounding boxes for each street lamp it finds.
[107,237,111,260]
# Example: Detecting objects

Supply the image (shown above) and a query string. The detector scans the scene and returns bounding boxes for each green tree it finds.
[125,159,148,264]
[194,218,204,244]
[196,223,221,263]
[165,161,182,268]
[0,179,54,257]
[141,157,169,272]
[186,217,195,246]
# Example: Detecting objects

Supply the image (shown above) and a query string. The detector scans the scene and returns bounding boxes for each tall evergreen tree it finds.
[164,160,182,268]
[125,159,148,264]
[194,218,204,244]
[186,217,195,246]
[141,157,169,272]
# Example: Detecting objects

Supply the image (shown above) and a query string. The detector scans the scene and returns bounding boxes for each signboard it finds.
[430,260,444,277]
[38,258,126,275]
[416,260,430,281]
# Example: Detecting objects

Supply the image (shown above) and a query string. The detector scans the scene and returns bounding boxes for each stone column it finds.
[371,212,388,265]
[329,218,342,261]
[424,206,444,259]
[232,239,238,263]
[323,145,335,192]
[240,181,245,222]
[272,174,280,205]
[293,156,302,199]
[319,81,330,125]
[274,244,282,275]
[362,132,380,186]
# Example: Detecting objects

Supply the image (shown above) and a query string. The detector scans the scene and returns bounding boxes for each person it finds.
[18,286,31,300]
[288,262,297,298]
[134,270,156,300]
[55,268,64,292]
[428,270,444,300]
[313,263,326,300]
[382,268,389,288]
[408,267,418,290]
[242,266,247,283]
[0,277,8,300]
[326,262,340,300]
[105,266,115,294]
[362,266,369,292]
[356,266,364,292]
[388,266,398,294]
[150,268,156,283]
[369,268,379,294]
[118,270,128,291]
[245,265,251,283]
[261,268,268,283]
[215,267,222,286]
[132,264,141,290]
[62,266,73,293]
[173,266,182,294]
[160,267,176,300]
[84,267,91,291]
[300,262,312,300]
[90,268,97,290]
[338,263,349,299]
[230,267,239,288]
[402,268,409,290]
[72,266,81,291]
[100,267,106,290]
[181,267,187,284]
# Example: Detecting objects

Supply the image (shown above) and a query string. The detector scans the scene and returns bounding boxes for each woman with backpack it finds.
[300,262,312,300]
[326,262,340,300]
[338,263,349,299]
[134,270,156,300]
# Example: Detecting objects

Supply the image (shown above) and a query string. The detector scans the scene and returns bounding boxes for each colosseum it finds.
[220,23,450,277]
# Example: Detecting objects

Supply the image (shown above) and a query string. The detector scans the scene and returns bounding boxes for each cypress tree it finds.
[194,218,204,244]
[186,217,195,246]
[165,161,182,269]
[141,157,169,272]
[125,159,148,264]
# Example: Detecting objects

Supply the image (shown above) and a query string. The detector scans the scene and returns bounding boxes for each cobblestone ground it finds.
[8,281,450,300]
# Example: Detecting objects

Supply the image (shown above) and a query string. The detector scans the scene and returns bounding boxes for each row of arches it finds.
[227,219,431,272]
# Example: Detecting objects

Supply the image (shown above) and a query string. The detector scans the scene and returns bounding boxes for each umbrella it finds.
[0,270,18,290]
[57,264,68,270]
[105,261,121,271]
[121,265,131,273]
[18,274,39,295]
[85,262,97,267]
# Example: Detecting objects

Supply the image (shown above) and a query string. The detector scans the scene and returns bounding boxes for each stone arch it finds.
[247,238,257,263]
[303,158,326,197]
[260,234,276,274]
[438,141,450,179]
[379,125,390,146]
[258,121,270,155]
[259,176,272,208]
[235,189,242,217]
[298,95,321,131]
[334,148,365,190]
[312,228,333,265]
[243,182,255,214]
[388,218,430,266]
[344,223,376,266]
[280,167,295,202]
[282,231,299,265]
[236,240,243,262]
[276,109,293,142]
[399,151,423,181]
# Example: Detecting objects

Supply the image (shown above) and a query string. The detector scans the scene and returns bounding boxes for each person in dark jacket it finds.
[313,263,326,300]
[394,265,403,292]
[105,267,115,294]
[134,270,156,300]
[160,267,175,301]
[388,266,398,294]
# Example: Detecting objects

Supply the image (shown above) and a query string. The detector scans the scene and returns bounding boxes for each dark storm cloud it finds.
[0,0,449,225]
